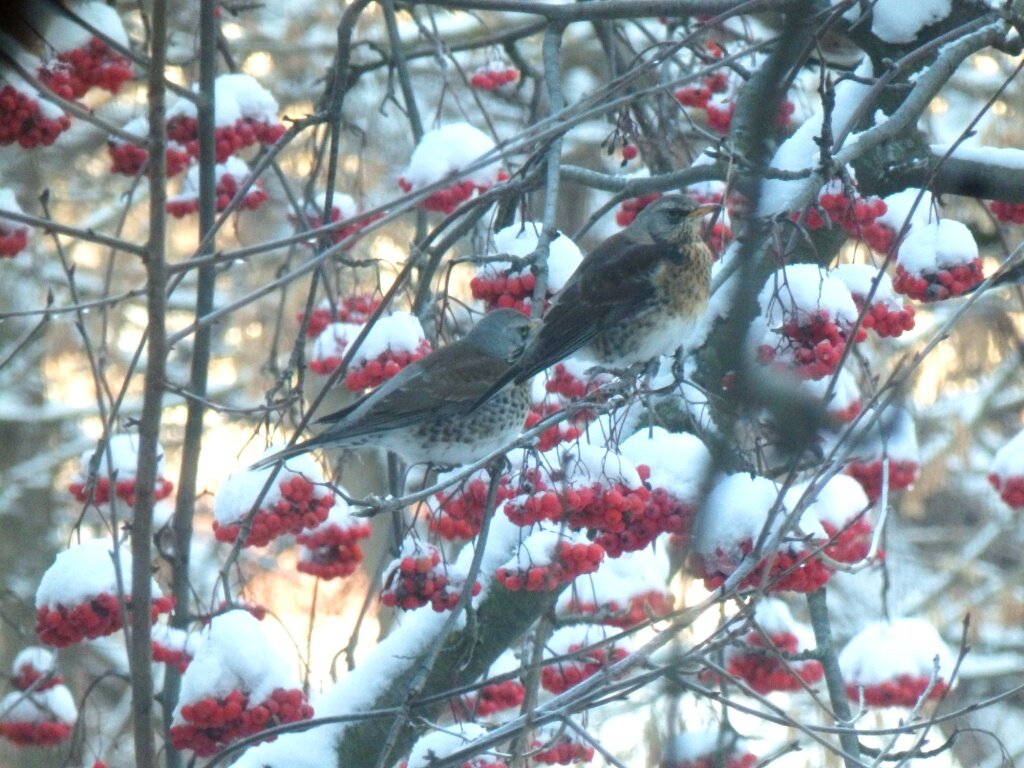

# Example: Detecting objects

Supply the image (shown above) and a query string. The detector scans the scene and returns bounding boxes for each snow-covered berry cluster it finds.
[398,123,507,214]
[660,732,758,768]
[471,222,583,314]
[799,182,894,253]
[753,265,865,381]
[342,312,431,390]
[108,117,192,177]
[166,157,268,217]
[35,540,173,647]
[0,77,72,148]
[892,219,983,301]
[469,61,521,90]
[0,684,77,747]
[725,600,823,694]
[495,530,605,591]
[0,189,31,258]
[787,475,876,565]
[307,320,361,375]
[839,618,953,708]
[212,451,335,548]
[381,542,480,611]
[291,192,384,249]
[832,263,915,339]
[616,193,661,227]
[38,38,132,100]
[693,474,834,594]
[524,402,584,452]
[531,730,595,765]
[988,428,1024,509]
[405,724,506,768]
[152,625,197,673]
[540,626,630,694]
[461,651,524,718]
[10,648,62,692]
[429,469,517,540]
[842,407,920,503]
[68,434,174,508]
[300,294,381,338]
[171,612,314,755]
[296,499,372,580]
[559,549,675,628]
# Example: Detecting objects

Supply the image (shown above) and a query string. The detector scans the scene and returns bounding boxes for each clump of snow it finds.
[76,433,159,482]
[555,443,643,490]
[839,618,954,685]
[407,723,489,768]
[213,447,328,526]
[173,610,299,715]
[619,427,711,501]
[879,188,936,233]
[798,368,861,419]
[230,729,338,768]
[482,222,583,293]
[785,474,869,529]
[400,122,502,189]
[499,526,590,571]
[990,428,1024,480]
[310,321,361,365]
[831,264,902,310]
[839,0,952,44]
[348,312,426,367]
[662,731,749,764]
[557,548,670,614]
[167,73,278,126]
[0,685,77,725]
[748,597,805,637]
[35,539,136,608]
[12,647,56,677]
[896,219,978,276]
[44,2,129,51]
[759,264,858,327]
[169,156,254,204]
[695,474,788,558]
[0,188,30,235]
[847,406,920,464]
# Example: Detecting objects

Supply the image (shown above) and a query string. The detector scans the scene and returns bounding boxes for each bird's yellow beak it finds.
[688,203,721,219]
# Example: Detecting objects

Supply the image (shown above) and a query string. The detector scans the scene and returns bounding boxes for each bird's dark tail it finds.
[248,437,324,471]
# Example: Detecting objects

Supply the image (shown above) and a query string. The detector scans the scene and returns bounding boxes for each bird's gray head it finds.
[630,194,718,244]
[464,308,535,361]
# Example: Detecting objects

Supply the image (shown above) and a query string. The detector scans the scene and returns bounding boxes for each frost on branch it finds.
[470,222,582,315]
[988,428,1024,509]
[296,492,372,580]
[398,122,507,213]
[35,539,172,647]
[212,449,335,547]
[839,618,954,708]
[68,433,174,509]
[0,684,77,747]
[692,473,833,594]
[558,548,674,628]
[170,611,314,756]
[0,188,31,258]
[723,599,823,694]
[841,406,920,503]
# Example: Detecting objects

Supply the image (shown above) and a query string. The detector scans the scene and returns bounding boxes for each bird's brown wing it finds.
[512,235,673,379]
[315,344,511,436]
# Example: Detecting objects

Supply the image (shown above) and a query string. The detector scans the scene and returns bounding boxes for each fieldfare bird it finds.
[475,194,715,405]
[255,309,534,468]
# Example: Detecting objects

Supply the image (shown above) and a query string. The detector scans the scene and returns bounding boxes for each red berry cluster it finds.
[851,295,915,338]
[563,589,674,629]
[0,83,71,148]
[524,404,584,452]
[470,269,537,314]
[695,540,833,594]
[398,170,509,215]
[165,115,285,162]
[166,172,268,218]
[846,675,948,708]
[296,517,372,579]
[801,190,894,253]
[300,295,381,338]
[108,141,191,177]
[544,363,601,401]
[540,643,629,693]
[663,753,758,768]
[213,475,335,548]
[531,736,595,765]
[152,640,192,672]
[466,678,525,716]
[616,193,661,227]
[381,546,480,611]
[344,340,431,390]
[0,226,28,258]
[469,66,520,90]
[988,472,1024,509]
[757,309,866,381]
[675,77,792,136]
[36,594,173,647]
[892,260,983,302]
[727,631,824,694]
[293,207,385,249]
[562,472,668,557]
[821,518,874,563]
[844,459,918,503]
[0,720,73,747]
[430,475,516,540]
[989,200,1024,223]
[620,144,639,163]
[12,663,62,692]
[673,68,730,110]
[37,38,132,99]
[170,687,314,756]
[68,475,174,507]
[495,541,604,591]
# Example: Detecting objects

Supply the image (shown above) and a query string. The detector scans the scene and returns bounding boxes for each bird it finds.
[253,309,535,469]
[474,194,716,406]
